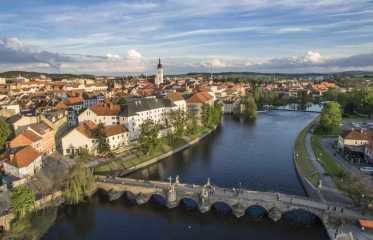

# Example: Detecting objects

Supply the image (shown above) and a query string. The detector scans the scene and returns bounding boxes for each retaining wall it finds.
[117,122,221,177]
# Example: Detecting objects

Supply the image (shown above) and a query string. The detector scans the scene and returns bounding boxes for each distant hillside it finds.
[0,71,96,80]
[166,71,373,78]
[165,71,323,79]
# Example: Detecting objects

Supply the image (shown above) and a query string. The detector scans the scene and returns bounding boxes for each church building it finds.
[155,58,163,85]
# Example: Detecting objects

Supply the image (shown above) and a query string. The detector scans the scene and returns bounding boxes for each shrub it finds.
[11,221,25,233]
[78,147,90,160]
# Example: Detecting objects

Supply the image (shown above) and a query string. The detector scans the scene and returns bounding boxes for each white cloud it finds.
[0,36,74,70]
[127,49,143,59]
[106,54,122,60]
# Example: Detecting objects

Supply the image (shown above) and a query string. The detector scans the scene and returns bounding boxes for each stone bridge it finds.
[94,176,370,226]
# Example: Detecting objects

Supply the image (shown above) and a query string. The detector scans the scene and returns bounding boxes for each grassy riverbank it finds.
[293,116,321,187]
[93,128,213,176]
[22,207,58,240]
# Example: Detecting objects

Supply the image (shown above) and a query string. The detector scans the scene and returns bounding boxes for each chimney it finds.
[351,128,354,131]
[110,103,113,110]
[9,153,14,161]
[361,129,364,134]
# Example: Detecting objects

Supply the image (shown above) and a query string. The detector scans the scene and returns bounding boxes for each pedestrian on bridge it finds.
[290,198,292,203]
[333,206,336,211]
[341,207,343,213]
[224,189,225,193]
[233,187,235,192]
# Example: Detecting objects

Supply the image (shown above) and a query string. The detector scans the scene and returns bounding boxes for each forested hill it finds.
[0,71,96,80]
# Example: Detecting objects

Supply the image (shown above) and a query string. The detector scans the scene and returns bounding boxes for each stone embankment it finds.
[292,116,323,200]
[112,122,221,177]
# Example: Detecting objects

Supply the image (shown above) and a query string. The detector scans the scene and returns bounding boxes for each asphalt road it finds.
[305,124,354,204]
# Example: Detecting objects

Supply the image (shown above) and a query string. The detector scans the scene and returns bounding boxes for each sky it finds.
[0,0,373,76]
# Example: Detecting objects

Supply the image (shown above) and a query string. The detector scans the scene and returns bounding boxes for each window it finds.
[95,119,97,122]
[66,149,71,153]
[112,117,115,119]
[113,145,115,148]
[117,136,119,139]
[92,140,94,143]
[116,117,119,119]
[103,117,105,119]
[112,122,115,124]
[132,117,134,120]
[133,123,135,126]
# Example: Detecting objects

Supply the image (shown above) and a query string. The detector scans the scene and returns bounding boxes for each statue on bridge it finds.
[175,175,179,184]
[207,178,210,186]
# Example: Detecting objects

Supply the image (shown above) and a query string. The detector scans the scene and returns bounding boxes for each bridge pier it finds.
[166,189,178,208]
[268,206,282,221]
[198,190,211,213]
[232,203,246,218]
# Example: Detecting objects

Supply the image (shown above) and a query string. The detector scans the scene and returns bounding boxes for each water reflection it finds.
[42,112,328,240]
[42,191,328,240]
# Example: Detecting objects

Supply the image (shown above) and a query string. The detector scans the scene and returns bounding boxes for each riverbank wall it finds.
[116,122,221,177]
[292,147,322,200]
[292,116,323,200]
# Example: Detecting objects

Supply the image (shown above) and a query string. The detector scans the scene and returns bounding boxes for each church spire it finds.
[157,58,162,69]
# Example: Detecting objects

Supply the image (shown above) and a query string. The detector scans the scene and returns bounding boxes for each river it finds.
[41,110,329,240]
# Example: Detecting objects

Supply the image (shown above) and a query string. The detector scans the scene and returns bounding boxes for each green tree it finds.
[359,93,373,118]
[78,107,87,114]
[138,119,165,156]
[319,102,341,135]
[64,163,94,205]
[0,119,11,150]
[190,118,200,134]
[212,103,223,123]
[242,96,258,119]
[78,147,90,160]
[201,103,214,128]
[10,186,35,222]
[95,123,110,156]
[342,168,373,209]
[118,97,127,105]
[323,87,341,101]
[167,108,191,140]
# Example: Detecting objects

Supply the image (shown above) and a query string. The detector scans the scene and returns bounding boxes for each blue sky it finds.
[1,0,373,75]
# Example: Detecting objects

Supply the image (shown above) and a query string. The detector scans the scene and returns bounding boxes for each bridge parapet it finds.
[94,180,373,226]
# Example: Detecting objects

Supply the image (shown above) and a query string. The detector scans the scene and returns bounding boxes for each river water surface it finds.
[42,110,329,240]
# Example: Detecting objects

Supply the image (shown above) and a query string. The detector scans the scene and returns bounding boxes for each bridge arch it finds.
[211,201,233,215]
[245,205,268,220]
[179,197,199,209]
[281,209,324,224]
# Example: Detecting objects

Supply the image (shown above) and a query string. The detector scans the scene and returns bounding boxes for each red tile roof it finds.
[186,92,213,103]
[89,102,120,116]
[5,145,41,168]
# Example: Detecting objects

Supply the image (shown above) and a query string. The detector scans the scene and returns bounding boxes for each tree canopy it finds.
[95,123,110,156]
[319,101,341,135]
[118,97,127,105]
[138,119,165,156]
[359,93,373,117]
[63,162,95,205]
[201,103,214,128]
[10,186,35,221]
[240,95,258,119]
[167,108,191,140]
[0,119,11,150]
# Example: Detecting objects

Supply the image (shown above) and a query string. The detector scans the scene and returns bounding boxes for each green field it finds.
[293,116,321,187]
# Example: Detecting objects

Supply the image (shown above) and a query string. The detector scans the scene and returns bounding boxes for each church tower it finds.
[155,58,163,85]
